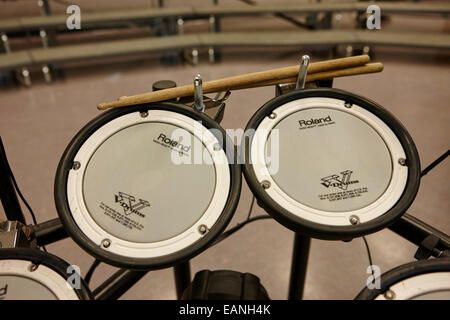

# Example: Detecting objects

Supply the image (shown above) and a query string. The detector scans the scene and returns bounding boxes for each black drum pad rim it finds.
[242,88,420,240]
[54,102,241,270]
[0,247,92,300]
[355,257,450,300]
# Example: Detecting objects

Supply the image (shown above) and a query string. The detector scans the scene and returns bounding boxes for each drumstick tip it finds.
[97,103,108,110]
[370,62,384,71]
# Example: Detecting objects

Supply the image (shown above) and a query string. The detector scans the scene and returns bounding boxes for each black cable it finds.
[421,149,449,177]
[6,153,49,253]
[246,196,256,220]
[1,138,47,251]
[362,236,375,284]
[85,259,101,286]
[7,173,37,225]
[2,147,38,226]
[213,215,272,245]
[214,195,262,245]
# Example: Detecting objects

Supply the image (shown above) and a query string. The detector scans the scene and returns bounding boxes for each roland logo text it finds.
[157,133,191,152]
[299,115,332,127]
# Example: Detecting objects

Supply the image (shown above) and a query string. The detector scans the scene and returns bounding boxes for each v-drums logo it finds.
[321,170,359,190]
[114,192,150,218]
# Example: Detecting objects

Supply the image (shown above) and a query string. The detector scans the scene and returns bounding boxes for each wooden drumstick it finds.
[228,63,384,90]
[97,55,370,110]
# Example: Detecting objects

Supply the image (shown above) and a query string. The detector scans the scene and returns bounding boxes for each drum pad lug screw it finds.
[261,180,271,189]
[349,215,360,225]
[384,289,395,300]
[140,111,148,118]
[102,239,111,248]
[268,113,277,119]
[198,224,209,235]
[344,102,352,108]
[398,158,407,166]
[28,263,38,272]
[213,143,221,151]
[72,161,81,170]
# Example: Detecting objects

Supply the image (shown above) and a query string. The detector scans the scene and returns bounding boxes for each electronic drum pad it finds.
[356,258,450,300]
[0,248,91,300]
[55,103,241,269]
[242,88,420,240]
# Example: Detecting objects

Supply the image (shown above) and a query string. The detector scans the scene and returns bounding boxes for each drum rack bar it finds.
[389,213,450,254]
[30,217,68,246]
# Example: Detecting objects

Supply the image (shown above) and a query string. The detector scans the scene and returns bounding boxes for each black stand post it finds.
[0,137,26,224]
[288,233,311,300]
[174,261,191,299]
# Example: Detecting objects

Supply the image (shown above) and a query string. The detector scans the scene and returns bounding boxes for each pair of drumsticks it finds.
[97,55,382,110]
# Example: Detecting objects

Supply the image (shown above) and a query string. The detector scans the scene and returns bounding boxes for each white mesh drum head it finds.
[266,107,392,213]
[83,122,216,243]
[0,275,57,300]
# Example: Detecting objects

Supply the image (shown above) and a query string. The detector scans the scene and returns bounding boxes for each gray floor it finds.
[0,2,449,300]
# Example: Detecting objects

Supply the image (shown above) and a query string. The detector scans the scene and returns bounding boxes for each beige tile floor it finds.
[0,1,449,300]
